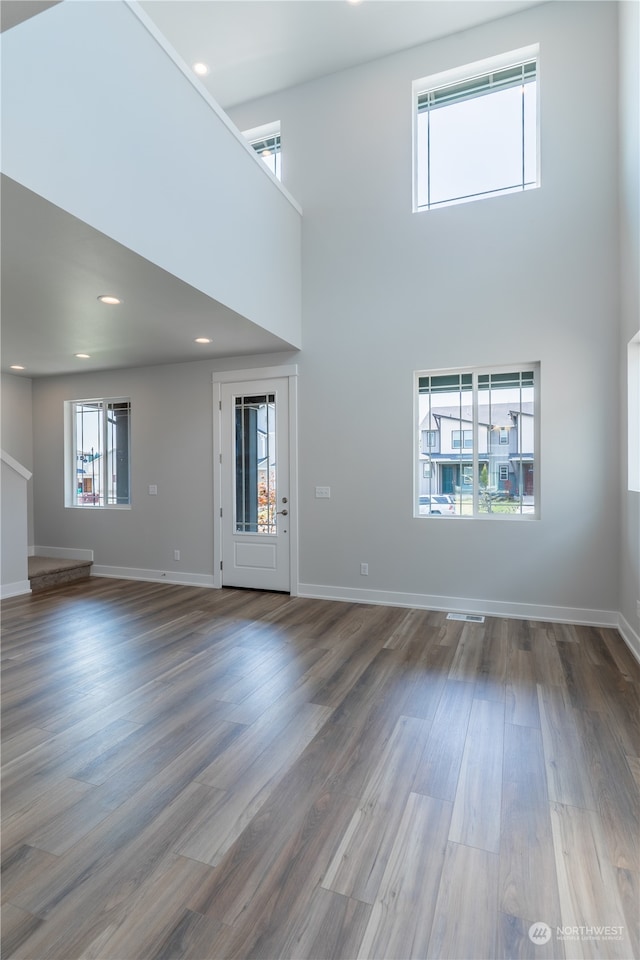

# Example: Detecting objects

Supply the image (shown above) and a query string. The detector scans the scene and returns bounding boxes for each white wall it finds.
[31,353,296,580]
[229,1,620,619]
[29,1,624,624]
[1,373,34,546]
[1,0,302,348]
[1,460,30,595]
[618,1,640,644]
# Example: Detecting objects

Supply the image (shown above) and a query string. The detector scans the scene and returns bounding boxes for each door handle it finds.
[277,509,288,516]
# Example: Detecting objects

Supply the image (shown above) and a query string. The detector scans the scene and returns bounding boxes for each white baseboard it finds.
[13,561,637,654]
[1,580,31,599]
[91,565,216,589]
[296,582,619,628]
[617,614,640,664]
[33,545,94,562]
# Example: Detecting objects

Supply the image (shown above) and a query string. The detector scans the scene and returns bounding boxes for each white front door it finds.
[220,378,290,591]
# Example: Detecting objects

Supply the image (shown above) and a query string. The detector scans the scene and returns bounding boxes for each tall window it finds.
[414,46,538,211]
[66,399,131,507]
[416,366,538,517]
[234,393,277,534]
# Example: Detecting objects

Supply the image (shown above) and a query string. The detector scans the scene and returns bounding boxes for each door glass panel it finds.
[234,394,276,534]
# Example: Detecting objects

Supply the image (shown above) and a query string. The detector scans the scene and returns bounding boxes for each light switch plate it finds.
[315,486,331,498]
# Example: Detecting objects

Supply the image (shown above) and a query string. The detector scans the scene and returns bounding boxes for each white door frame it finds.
[212,365,298,594]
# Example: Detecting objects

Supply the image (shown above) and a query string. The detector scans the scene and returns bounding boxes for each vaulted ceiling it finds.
[1,0,547,378]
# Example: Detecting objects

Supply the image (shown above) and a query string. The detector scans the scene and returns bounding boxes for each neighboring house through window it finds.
[65,399,131,507]
[416,366,538,517]
[413,45,539,211]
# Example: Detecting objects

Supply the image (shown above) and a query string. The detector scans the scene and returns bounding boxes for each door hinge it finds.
[220,560,223,570]
[219,401,222,410]
[219,453,222,464]
[220,507,222,517]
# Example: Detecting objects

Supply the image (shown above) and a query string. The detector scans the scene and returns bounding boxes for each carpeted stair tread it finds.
[28,557,93,591]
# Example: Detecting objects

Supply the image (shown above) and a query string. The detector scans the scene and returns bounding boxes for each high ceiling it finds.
[1,0,547,378]
[140,0,546,110]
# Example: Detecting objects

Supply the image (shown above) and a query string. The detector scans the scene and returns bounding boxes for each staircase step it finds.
[28,557,93,592]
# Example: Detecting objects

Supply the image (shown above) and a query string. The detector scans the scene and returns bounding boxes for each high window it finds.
[66,399,131,507]
[413,46,538,211]
[242,122,281,181]
[416,366,538,517]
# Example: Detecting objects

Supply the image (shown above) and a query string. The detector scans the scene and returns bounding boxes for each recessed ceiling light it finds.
[194,337,212,344]
[75,353,91,359]
[193,62,209,76]
[98,295,121,305]
[10,364,25,370]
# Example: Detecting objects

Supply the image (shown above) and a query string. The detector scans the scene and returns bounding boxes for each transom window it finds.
[414,46,538,211]
[415,366,538,518]
[66,399,131,507]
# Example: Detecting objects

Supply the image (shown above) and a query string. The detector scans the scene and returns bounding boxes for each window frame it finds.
[452,429,473,449]
[242,121,282,181]
[414,363,540,520]
[65,397,132,509]
[412,44,539,213]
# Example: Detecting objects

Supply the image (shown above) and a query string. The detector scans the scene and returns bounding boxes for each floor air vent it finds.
[446,613,485,623]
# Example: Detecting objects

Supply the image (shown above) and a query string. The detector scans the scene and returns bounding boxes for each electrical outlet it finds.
[360,562,369,575]
[148,484,158,495]
[173,550,180,561]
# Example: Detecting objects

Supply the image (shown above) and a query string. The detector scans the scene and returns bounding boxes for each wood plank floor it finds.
[1,578,638,960]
